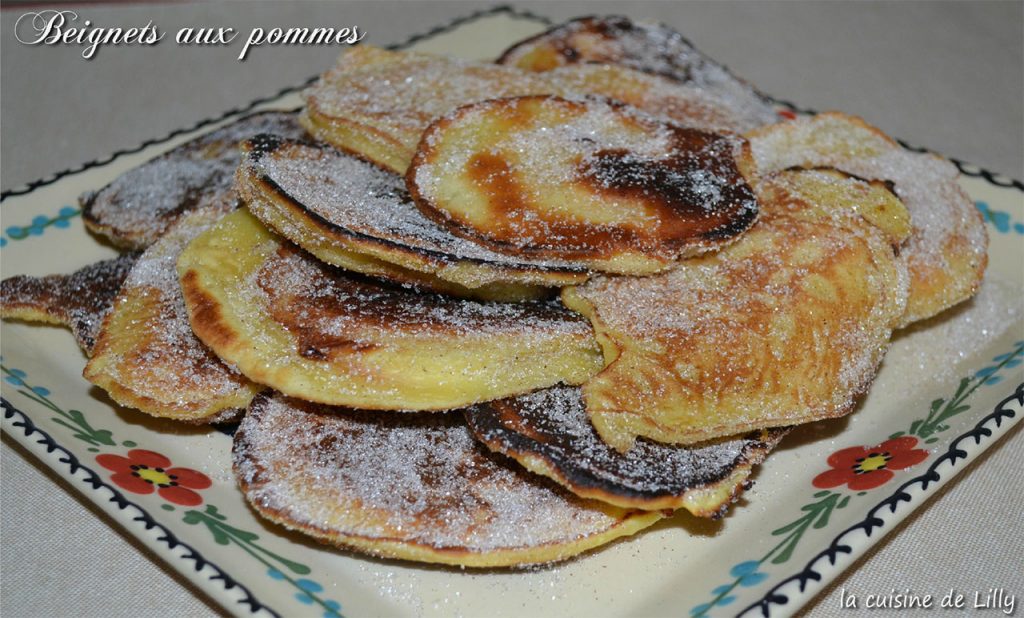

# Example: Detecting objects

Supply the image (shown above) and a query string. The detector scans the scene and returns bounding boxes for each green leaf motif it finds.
[688,343,1024,617]
[2,365,117,447]
[182,506,311,575]
[905,344,1023,439]
[177,505,351,614]
[770,492,846,564]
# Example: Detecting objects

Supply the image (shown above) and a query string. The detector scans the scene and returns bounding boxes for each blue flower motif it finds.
[992,351,1023,369]
[976,200,1024,234]
[989,210,1010,233]
[265,570,339,614]
[323,599,342,617]
[31,386,50,396]
[729,560,760,577]
[975,365,998,378]
[4,368,27,386]
[1,207,81,248]
[690,603,713,616]
[296,578,323,593]
[739,571,768,586]
[976,368,1002,384]
[729,560,769,586]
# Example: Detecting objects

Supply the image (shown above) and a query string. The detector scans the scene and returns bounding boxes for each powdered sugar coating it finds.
[410,96,758,271]
[548,63,769,134]
[81,111,305,249]
[563,182,908,449]
[234,393,656,562]
[497,15,778,129]
[241,138,583,274]
[466,384,787,510]
[0,252,138,354]
[747,112,988,324]
[303,45,773,177]
[302,47,558,172]
[84,208,254,419]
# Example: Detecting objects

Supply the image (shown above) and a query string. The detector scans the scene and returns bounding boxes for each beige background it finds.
[2,2,1022,616]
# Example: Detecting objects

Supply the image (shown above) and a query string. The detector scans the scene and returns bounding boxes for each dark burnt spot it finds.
[464,386,784,507]
[577,128,757,247]
[0,252,138,354]
[244,133,286,159]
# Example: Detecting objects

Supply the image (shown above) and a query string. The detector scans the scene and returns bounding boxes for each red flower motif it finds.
[96,449,212,506]
[812,436,929,491]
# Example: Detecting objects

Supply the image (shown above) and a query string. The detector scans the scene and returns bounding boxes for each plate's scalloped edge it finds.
[773,98,1024,191]
[0,397,279,618]
[739,382,1024,618]
[0,4,553,203]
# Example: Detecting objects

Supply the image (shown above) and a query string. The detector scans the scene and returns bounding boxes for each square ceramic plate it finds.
[2,7,1022,618]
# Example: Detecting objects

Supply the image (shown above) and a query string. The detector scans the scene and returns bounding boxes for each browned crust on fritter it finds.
[81,111,305,250]
[238,135,587,285]
[465,386,788,513]
[496,15,773,104]
[407,96,758,269]
[232,393,660,567]
[178,269,241,353]
[0,253,139,354]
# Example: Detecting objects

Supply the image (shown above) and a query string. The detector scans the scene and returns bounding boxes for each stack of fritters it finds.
[1,16,986,567]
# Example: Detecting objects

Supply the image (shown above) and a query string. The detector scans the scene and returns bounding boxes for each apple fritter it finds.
[81,111,305,250]
[465,385,788,515]
[302,46,771,177]
[761,168,911,247]
[1,253,138,354]
[497,15,778,129]
[234,392,662,567]
[562,170,909,451]
[301,46,557,174]
[409,96,758,275]
[82,209,258,423]
[236,134,586,298]
[177,209,604,410]
[745,112,987,325]
[547,63,766,134]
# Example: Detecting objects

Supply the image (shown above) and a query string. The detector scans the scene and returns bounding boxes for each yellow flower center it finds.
[135,467,173,487]
[854,453,890,474]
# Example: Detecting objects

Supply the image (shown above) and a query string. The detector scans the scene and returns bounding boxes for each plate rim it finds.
[738,385,1024,617]
[1,4,1022,617]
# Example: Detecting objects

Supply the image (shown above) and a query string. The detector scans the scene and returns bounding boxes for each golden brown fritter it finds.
[409,96,758,275]
[563,170,909,450]
[234,392,662,567]
[177,210,604,410]
[83,209,258,422]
